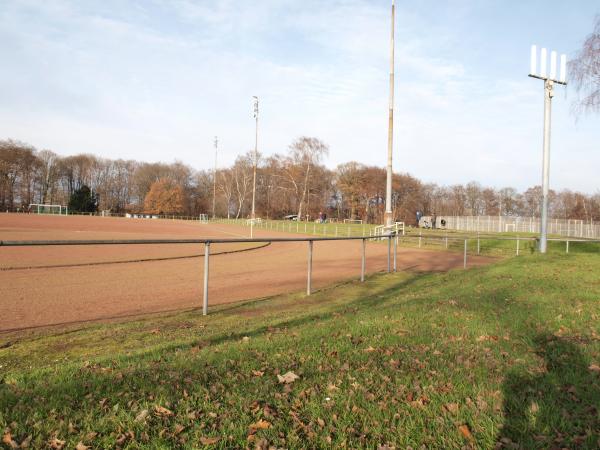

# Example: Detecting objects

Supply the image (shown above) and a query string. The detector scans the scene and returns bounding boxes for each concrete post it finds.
[307,240,313,295]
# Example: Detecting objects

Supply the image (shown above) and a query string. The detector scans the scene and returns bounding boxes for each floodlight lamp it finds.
[540,48,547,78]
[559,54,567,83]
[530,45,537,76]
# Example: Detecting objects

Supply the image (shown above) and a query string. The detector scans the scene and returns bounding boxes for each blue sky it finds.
[0,0,598,192]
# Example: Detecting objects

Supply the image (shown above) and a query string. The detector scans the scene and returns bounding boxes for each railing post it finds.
[463,239,467,269]
[387,235,391,273]
[566,240,569,254]
[477,232,480,255]
[361,238,366,282]
[203,242,210,315]
[419,231,422,248]
[516,236,520,256]
[445,234,448,249]
[393,234,397,272]
[307,240,313,295]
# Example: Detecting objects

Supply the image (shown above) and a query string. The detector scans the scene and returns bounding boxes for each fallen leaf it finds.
[75,442,90,450]
[135,409,149,422]
[252,370,264,377]
[19,435,32,448]
[174,424,185,435]
[154,405,173,417]
[444,403,459,414]
[199,436,220,445]
[364,346,377,353]
[458,424,474,442]
[48,438,66,449]
[248,419,271,433]
[2,431,17,449]
[589,364,600,372]
[277,371,300,384]
[2,432,13,445]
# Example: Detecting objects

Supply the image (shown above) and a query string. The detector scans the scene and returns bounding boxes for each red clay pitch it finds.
[0,214,493,333]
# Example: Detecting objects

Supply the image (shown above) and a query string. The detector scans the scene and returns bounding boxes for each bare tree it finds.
[569,16,600,116]
[289,137,329,220]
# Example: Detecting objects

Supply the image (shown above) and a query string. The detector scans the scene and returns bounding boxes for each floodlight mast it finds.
[384,0,395,228]
[212,136,218,219]
[528,45,567,254]
[251,96,259,238]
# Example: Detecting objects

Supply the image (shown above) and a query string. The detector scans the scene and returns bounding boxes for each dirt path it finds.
[0,214,494,332]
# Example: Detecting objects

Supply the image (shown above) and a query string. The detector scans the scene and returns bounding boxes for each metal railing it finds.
[2,234,598,316]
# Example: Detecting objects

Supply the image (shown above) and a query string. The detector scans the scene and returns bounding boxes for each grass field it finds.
[1,253,599,448]
[218,218,600,258]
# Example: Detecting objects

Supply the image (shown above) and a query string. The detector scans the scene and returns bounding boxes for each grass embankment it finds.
[1,254,600,448]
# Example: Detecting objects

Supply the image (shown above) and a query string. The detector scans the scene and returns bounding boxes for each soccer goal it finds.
[343,219,363,224]
[29,204,68,215]
[199,213,209,223]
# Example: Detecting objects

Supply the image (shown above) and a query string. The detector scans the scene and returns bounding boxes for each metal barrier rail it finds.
[2,235,599,316]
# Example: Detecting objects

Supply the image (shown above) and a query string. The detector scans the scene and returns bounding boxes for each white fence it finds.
[440,216,600,239]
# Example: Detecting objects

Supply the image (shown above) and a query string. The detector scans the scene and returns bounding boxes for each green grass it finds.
[1,254,600,448]
[218,218,600,259]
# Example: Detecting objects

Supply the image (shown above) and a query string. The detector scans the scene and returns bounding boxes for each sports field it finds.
[0,214,494,333]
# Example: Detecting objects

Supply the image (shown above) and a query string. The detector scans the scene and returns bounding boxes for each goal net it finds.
[343,219,363,224]
[199,214,209,223]
[29,204,68,215]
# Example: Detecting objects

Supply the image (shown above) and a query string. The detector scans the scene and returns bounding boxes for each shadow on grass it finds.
[497,334,600,449]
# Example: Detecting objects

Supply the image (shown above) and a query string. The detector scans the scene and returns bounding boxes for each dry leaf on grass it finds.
[277,371,300,384]
[444,403,459,414]
[135,409,149,422]
[458,424,474,442]
[48,438,66,449]
[154,405,173,417]
[589,363,600,372]
[199,436,220,445]
[75,442,91,450]
[252,370,264,377]
[248,419,271,434]
[2,431,17,449]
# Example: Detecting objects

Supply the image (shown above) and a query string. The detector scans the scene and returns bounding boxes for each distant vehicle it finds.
[283,214,298,221]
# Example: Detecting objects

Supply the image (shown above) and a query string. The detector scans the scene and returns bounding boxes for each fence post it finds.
[566,240,569,254]
[387,235,391,273]
[463,239,467,269]
[307,240,313,295]
[445,234,448,249]
[203,242,210,315]
[335,226,338,237]
[477,232,480,255]
[419,231,422,248]
[393,234,397,272]
[516,236,520,256]
[361,238,366,282]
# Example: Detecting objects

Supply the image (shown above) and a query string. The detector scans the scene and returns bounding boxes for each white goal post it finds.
[29,204,68,215]
[199,214,209,223]
[343,219,363,224]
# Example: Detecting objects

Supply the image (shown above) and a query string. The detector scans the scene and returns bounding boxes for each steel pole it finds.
[203,242,210,315]
[393,234,397,272]
[307,240,313,295]
[361,238,366,282]
[387,235,391,273]
[212,137,218,219]
[251,97,259,238]
[539,80,553,253]
[384,0,395,228]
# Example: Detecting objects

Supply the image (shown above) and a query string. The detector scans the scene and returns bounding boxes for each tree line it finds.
[1,138,599,224]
